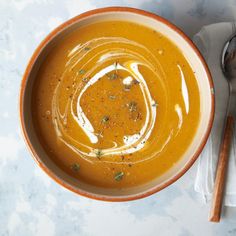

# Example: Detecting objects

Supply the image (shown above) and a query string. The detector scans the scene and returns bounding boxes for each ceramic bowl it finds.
[19,7,214,201]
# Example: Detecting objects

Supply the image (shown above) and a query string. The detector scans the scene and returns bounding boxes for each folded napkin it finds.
[193,22,236,206]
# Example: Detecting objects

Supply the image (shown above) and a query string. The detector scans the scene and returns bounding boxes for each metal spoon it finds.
[209,35,236,222]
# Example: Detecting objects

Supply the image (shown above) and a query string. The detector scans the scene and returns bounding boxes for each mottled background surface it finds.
[1,0,236,235]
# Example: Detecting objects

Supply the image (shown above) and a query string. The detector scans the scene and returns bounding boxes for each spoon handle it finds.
[209,115,234,222]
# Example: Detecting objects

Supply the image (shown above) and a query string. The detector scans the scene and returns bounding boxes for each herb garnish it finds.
[82,77,88,82]
[71,163,80,172]
[107,73,118,80]
[114,172,124,181]
[152,101,158,107]
[101,115,109,124]
[114,61,118,69]
[133,79,140,85]
[79,69,86,74]
[124,84,131,91]
[94,149,103,159]
[109,95,116,100]
[128,101,137,112]
[84,47,91,51]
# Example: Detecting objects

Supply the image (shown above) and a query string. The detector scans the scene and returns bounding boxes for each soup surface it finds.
[32,20,200,188]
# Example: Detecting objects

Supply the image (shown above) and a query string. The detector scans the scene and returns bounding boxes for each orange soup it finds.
[32,20,200,188]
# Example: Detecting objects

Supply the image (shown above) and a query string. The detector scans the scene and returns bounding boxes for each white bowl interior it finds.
[22,11,213,199]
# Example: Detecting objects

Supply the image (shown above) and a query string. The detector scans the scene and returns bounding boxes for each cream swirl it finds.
[51,37,171,164]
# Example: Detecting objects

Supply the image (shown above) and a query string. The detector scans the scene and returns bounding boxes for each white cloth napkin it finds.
[193,22,236,206]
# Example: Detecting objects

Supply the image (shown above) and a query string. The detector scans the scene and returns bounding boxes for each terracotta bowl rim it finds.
[19,6,215,202]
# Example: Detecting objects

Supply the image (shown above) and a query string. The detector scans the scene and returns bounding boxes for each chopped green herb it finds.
[109,95,116,100]
[101,115,109,124]
[71,163,80,172]
[114,171,124,181]
[107,73,118,80]
[152,101,158,107]
[82,77,88,82]
[124,84,131,91]
[84,47,91,51]
[128,101,137,112]
[114,61,118,68]
[133,79,140,85]
[79,69,86,74]
[94,149,103,159]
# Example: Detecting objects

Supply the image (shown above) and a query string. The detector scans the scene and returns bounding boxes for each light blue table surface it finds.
[1,0,236,235]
